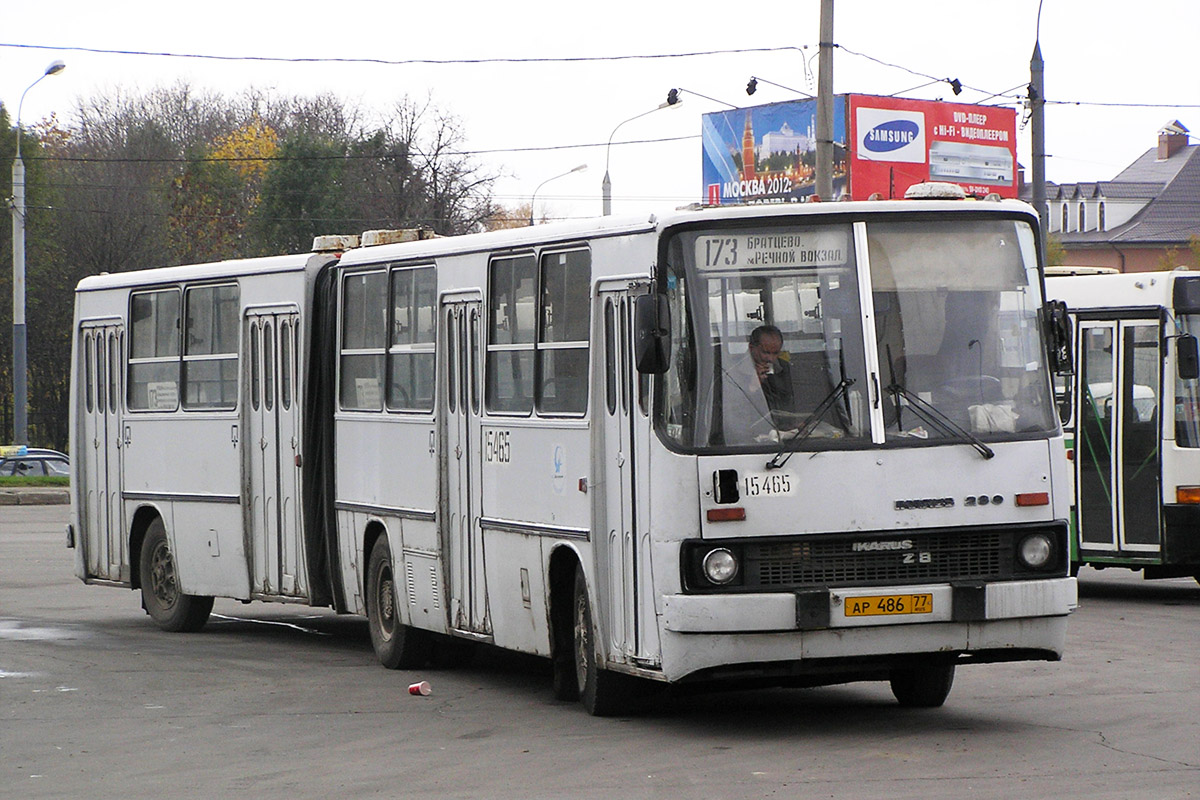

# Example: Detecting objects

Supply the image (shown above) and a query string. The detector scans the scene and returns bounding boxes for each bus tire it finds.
[366,537,430,670]
[139,518,213,633]
[889,661,955,708]
[573,568,629,716]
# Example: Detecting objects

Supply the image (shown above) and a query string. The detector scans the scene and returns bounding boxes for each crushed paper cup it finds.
[408,680,431,696]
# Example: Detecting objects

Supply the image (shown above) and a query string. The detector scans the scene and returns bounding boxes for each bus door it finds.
[80,322,126,581]
[442,297,489,634]
[244,307,306,597]
[599,291,657,664]
[1076,318,1162,553]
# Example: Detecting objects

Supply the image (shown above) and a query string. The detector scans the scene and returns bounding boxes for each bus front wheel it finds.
[366,537,430,670]
[139,518,213,633]
[572,568,631,716]
[889,661,955,707]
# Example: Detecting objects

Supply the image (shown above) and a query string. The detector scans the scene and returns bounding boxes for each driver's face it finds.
[750,335,782,376]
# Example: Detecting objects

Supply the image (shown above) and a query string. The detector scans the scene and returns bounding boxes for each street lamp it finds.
[602,91,683,216]
[10,59,66,446]
[529,164,587,225]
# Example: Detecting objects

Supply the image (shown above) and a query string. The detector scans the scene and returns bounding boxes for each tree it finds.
[484,202,536,230]
[7,84,502,449]
[169,119,278,263]
[252,131,349,254]
[338,97,498,237]
[0,107,74,447]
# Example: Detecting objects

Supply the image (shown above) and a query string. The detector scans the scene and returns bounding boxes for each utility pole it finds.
[11,60,66,446]
[1030,39,1048,267]
[815,0,835,200]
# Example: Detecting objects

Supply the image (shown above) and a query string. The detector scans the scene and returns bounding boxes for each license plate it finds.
[844,593,933,617]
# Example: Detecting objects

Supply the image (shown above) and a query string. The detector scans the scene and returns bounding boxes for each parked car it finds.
[0,447,70,477]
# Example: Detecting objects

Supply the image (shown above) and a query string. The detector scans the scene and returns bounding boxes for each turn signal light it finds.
[706,507,746,522]
[1176,486,1200,504]
[1015,492,1050,507]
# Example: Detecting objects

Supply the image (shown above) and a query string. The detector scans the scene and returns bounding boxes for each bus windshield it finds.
[660,215,1058,452]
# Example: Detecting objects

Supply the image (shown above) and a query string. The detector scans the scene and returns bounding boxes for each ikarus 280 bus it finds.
[70,197,1077,715]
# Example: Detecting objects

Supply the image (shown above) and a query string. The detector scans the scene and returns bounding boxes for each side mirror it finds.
[1178,334,1199,380]
[634,293,671,374]
[1046,299,1073,375]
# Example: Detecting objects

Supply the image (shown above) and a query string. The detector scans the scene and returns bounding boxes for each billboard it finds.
[700,94,1017,204]
[701,97,847,205]
[847,94,1017,200]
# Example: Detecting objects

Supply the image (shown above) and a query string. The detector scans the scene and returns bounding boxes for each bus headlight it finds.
[1017,533,1053,570]
[702,548,739,585]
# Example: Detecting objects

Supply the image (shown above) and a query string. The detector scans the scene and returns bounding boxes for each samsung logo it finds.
[894,497,955,510]
[864,120,920,152]
[852,539,913,552]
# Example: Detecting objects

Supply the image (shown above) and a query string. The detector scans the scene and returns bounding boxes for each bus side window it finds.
[128,288,181,411]
[340,270,386,411]
[263,321,275,412]
[537,249,590,415]
[108,332,120,413]
[469,308,481,415]
[280,320,292,411]
[387,266,437,412]
[84,333,95,414]
[250,322,260,411]
[604,300,617,415]
[183,283,239,410]
[487,254,536,414]
[96,334,106,415]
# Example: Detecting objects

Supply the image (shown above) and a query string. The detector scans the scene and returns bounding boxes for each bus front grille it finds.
[682,524,1068,593]
[749,530,1005,588]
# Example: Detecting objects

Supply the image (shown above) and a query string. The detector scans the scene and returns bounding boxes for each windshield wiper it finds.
[767,378,855,470]
[885,383,995,459]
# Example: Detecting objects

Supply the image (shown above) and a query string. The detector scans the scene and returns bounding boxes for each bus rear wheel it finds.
[889,661,955,707]
[139,518,213,632]
[572,568,632,716]
[366,537,431,669]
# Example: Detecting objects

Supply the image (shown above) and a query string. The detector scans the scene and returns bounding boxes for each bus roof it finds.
[74,252,335,293]
[1045,268,1200,310]
[72,199,1042,289]
[335,198,1040,267]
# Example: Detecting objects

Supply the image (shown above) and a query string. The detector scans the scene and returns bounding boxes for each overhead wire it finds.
[0,41,805,66]
[4,39,1193,117]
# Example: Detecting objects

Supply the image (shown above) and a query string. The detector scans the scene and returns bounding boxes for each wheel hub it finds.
[149,541,178,609]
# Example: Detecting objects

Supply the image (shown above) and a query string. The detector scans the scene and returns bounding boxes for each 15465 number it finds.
[742,472,795,497]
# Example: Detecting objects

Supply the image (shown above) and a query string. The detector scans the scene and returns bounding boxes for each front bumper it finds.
[663,577,1077,633]
[656,577,1077,683]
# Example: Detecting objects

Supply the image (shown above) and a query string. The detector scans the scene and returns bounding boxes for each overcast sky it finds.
[3,0,1198,224]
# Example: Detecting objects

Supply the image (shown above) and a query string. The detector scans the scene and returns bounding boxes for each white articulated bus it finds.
[70,198,1077,715]
[1046,269,1200,583]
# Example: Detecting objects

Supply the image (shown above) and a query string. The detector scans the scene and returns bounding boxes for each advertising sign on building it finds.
[701,94,1017,205]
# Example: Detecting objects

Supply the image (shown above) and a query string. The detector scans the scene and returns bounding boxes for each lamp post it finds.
[11,59,66,446]
[602,92,682,216]
[529,164,587,225]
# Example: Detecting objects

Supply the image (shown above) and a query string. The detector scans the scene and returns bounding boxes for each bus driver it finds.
[721,324,797,443]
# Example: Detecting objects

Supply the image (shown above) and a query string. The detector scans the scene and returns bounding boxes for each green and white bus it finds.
[1046,269,1200,583]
